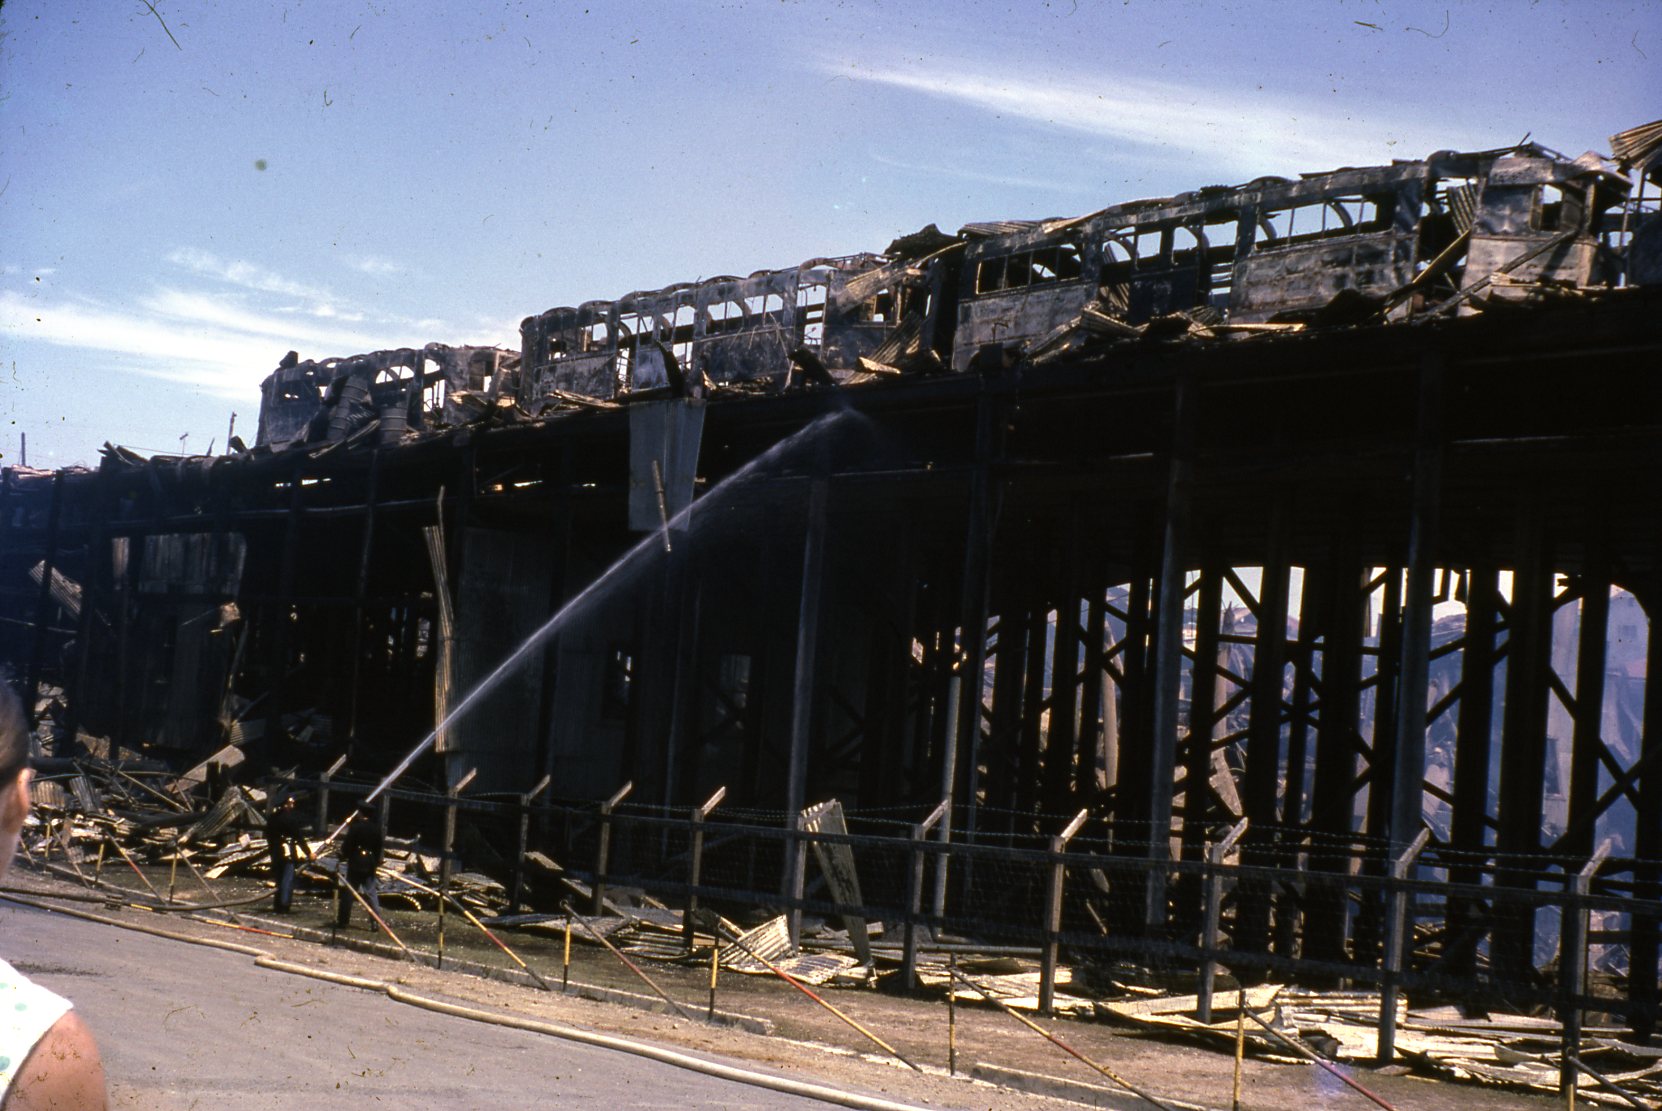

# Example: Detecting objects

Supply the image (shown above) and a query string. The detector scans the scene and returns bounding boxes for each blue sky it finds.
[2,1,1657,466]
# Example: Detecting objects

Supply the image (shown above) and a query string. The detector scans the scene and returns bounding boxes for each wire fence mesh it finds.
[293,774,1661,1032]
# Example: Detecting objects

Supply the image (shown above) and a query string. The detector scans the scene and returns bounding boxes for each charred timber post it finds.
[1042,507,1083,817]
[1356,567,1403,965]
[1040,808,1089,1016]
[657,520,703,806]
[1493,503,1553,983]
[1196,816,1249,1024]
[446,437,477,617]
[345,449,382,745]
[1631,601,1662,1041]
[1377,825,1431,1064]
[1183,566,1224,868]
[511,773,552,914]
[22,471,63,732]
[1389,355,1445,856]
[1566,555,1612,862]
[263,464,306,771]
[592,779,632,917]
[1560,842,1610,1097]
[903,796,949,992]
[62,475,113,748]
[532,438,576,793]
[1280,562,1325,915]
[1075,587,1107,802]
[681,785,725,954]
[1118,532,1155,837]
[782,472,829,944]
[112,532,132,751]
[315,754,348,837]
[931,667,959,921]
[438,766,477,968]
[1017,605,1048,819]
[950,380,999,899]
[1238,522,1289,955]
[1146,368,1196,929]
[1447,564,1498,977]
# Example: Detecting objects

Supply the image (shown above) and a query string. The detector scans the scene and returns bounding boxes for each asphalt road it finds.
[0,901,858,1110]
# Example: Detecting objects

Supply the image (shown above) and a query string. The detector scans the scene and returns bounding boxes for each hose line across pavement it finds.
[0,889,935,1111]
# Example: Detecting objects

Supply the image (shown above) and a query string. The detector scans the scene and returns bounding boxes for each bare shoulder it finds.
[3,1010,107,1111]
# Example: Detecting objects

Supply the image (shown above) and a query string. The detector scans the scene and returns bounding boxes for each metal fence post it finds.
[593,780,632,916]
[439,767,477,968]
[1377,826,1431,1064]
[904,798,951,992]
[1040,809,1090,1016]
[682,786,726,953]
[1197,817,1250,1024]
[510,774,552,913]
[1561,842,1610,1101]
[316,754,347,835]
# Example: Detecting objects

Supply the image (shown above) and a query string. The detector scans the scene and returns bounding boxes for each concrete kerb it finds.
[972,1062,1222,1111]
[234,910,775,1035]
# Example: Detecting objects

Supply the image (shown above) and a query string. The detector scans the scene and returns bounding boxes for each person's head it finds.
[0,684,34,882]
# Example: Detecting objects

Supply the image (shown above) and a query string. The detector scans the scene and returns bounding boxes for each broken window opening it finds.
[740,292,787,323]
[603,644,635,719]
[705,300,751,335]
[718,653,751,713]
[1171,224,1204,267]
[423,378,447,413]
[1255,195,1391,250]
[1133,227,1164,268]
[1536,183,1567,232]
[975,256,1005,295]
[582,322,612,353]
[872,288,895,321]
[973,240,1085,296]
[1254,209,1292,246]
[796,281,828,347]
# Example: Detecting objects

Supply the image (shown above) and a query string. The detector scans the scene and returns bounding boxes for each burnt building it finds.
[5,123,1662,1028]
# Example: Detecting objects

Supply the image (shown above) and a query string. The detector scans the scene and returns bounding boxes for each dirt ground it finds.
[7,863,1567,1111]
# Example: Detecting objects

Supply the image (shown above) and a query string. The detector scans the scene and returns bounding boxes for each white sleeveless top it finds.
[0,957,73,1098]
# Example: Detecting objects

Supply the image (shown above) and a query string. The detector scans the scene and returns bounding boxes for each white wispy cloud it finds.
[866,151,1090,195]
[345,253,405,277]
[0,287,430,399]
[820,57,1481,183]
[166,247,336,303]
